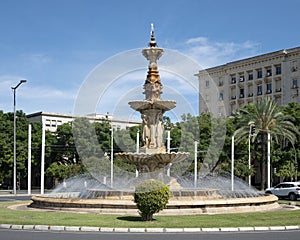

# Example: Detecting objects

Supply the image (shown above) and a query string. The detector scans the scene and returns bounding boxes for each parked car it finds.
[265,182,300,201]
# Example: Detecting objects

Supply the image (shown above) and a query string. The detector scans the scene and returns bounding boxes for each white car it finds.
[265,182,300,201]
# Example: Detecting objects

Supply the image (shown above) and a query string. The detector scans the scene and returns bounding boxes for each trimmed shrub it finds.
[134,179,170,221]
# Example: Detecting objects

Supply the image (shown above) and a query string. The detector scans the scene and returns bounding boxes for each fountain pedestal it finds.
[116,27,189,187]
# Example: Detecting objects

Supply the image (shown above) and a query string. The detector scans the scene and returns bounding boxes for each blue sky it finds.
[1,0,300,119]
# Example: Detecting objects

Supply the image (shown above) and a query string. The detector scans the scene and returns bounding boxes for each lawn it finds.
[0,201,300,228]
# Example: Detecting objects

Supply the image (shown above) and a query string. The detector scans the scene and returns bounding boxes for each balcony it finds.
[292,66,298,72]
[255,78,262,84]
[266,70,272,77]
[266,89,272,94]
[231,78,236,84]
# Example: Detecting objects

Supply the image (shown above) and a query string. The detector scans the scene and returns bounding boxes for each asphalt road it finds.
[0,195,31,202]
[0,230,299,240]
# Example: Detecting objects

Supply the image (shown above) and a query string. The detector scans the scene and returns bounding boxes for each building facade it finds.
[196,47,300,116]
[26,111,140,132]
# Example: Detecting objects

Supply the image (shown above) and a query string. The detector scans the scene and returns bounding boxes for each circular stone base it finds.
[30,194,280,215]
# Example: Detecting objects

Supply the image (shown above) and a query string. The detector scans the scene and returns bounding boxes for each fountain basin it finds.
[30,194,280,215]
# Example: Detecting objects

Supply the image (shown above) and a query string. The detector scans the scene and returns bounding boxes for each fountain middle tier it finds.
[116,152,189,173]
[129,99,176,112]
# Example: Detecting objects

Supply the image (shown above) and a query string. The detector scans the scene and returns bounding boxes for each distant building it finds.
[26,111,140,132]
[196,47,300,116]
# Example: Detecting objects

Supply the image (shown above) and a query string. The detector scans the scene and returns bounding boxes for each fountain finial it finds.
[149,23,157,47]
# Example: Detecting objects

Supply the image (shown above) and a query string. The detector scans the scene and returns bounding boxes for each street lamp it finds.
[12,79,27,195]
[110,127,114,188]
[194,140,198,188]
[166,127,171,177]
[248,123,255,187]
[231,135,234,191]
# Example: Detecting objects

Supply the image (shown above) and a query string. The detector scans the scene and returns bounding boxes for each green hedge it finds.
[134,179,170,221]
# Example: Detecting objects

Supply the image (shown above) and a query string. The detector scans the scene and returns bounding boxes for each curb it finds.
[1,224,300,233]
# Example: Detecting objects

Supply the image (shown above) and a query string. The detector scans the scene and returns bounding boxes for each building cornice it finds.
[196,46,300,76]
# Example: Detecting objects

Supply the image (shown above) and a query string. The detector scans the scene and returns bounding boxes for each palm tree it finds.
[234,98,299,190]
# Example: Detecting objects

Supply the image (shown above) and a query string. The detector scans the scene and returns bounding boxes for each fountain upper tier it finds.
[129,26,178,153]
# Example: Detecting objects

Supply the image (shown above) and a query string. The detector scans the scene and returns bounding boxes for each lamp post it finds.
[12,79,27,195]
[231,135,234,191]
[194,140,198,188]
[28,124,31,195]
[248,124,255,187]
[136,130,139,177]
[267,131,271,189]
[166,127,171,176]
[110,127,114,188]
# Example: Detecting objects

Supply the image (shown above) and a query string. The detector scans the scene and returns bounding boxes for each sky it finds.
[1,0,300,121]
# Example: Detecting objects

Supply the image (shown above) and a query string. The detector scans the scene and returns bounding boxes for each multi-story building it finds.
[196,47,300,116]
[26,111,140,132]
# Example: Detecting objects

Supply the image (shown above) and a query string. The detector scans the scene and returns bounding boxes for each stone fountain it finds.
[116,25,189,188]
[30,26,279,215]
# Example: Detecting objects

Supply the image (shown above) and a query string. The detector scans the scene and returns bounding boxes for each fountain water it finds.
[31,26,279,215]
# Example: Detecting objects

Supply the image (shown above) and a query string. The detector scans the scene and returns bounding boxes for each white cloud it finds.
[0,75,77,114]
[20,53,52,66]
[181,36,261,68]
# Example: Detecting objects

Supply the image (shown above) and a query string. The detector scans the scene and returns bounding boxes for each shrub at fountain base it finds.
[134,179,170,221]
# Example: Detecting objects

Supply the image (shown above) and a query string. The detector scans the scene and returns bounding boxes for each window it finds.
[275,65,281,75]
[266,68,272,77]
[240,88,244,98]
[219,92,224,100]
[51,120,57,127]
[257,85,262,95]
[45,119,51,127]
[257,69,263,78]
[205,80,209,87]
[248,72,253,80]
[292,61,298,72]
[205,95,210,102]
[292,79,298,88]
[266,83,272,94]
[239,75,245,82]
[231,77,236,84]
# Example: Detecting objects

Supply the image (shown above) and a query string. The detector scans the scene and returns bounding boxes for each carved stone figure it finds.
[142,114,150,147]
[155,111,164,148]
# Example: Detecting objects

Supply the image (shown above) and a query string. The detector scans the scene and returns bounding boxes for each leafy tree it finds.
[234,98,299,190]
[0,111,44,189]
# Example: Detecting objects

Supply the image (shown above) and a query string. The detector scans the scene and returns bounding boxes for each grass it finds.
[0,201,300,228]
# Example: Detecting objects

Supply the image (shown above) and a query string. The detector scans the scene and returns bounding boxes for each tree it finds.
[234,98,299,190]
[134,179,170,221]
[0,110,45,189]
